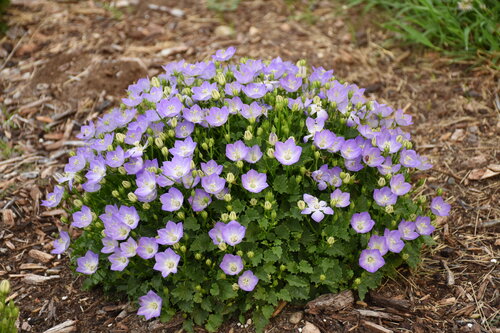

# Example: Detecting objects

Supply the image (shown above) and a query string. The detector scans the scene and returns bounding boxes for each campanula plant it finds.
[43,47,450,332]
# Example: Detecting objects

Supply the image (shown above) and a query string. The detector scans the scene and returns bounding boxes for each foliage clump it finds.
[43,47,450,332]
[0,279,19,333]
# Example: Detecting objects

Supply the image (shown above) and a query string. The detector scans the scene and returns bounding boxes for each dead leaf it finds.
[468,169,485,180]
[481,169,499,180]
[450,129,465,141]
[488,164,500,172]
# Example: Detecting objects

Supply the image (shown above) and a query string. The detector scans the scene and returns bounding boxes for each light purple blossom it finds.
[160,187,184,212]
[241,102,264,120]
[208,222,226,245]
[157,221,184,245]
[120,237,138,257]
[226,96,243,114]
[90,133,114,152]
[400,149,421,168]
[301,194,334,223]
[241,169,268,193]
[183,105,205,124]
[192,81,217,101]
[221,220,246,246]
[201,160,223,176]
[71,205,92,228]
[377,157,401,175]
[394,109,413,126]
[51,231,70,254]
[76,122,95,140]
[41,185,64,208]
[188,189,212,212]
[143,86,163,103]
[104,220,131,241]
[162,156,192,180]
[225,81,242,96]
[219,254,243,276]
[118,205,140,229]
[330,189,350,208]
[244,145,262,164]
[105,146,125,168]
[274,138,302,165]
[350,212,375,234]
[65,154,86,173]
[279,75,302,92]
[373,187,397,207]
[226,140,249,161]
[137,237,159,259]
[153,248,181,277]
[134,170,157,201]
[398,220,419,240]
[85,157,106,184]
[384,229,405,253]
[340,139,362,160]
[345,157,364,172]
[175,121,194,138]
[390,174,412,196]
[238,270,259,291]
[169,137,197,157]
[362,146,384,167]
[430,196,451,216]
[124,157,144,175]
[312,165,342,190]
[304,117,325,142]
[375,131,401,154]
[313,130,336,150]
[137,290,162,320]
[234,68,256,84]
[201,174,226,194]
[327,135,345,153]
[109,250,130,271]
[101,237,118,254]
[359,249,385,273]
[415,216,435,235]
[368,235,388,256]
[76,250,99,275]
[242,82,267,99]
[205,106,229,127]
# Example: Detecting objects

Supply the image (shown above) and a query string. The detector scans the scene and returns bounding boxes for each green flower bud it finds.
[205,259,212,266]
[236,160,244,169]
[173,243,180,250]
[115,133,126,143]
[271,211,277,219]
[118,166,126,175]
[418,195,427,204]
[171,118,179,128]
[249,199,258,207]
[168,129,175,137]
[396,135,404,143]
[244,130,253,141]
[201,211,208,219]
[266,148,275,158]
[224,133,231,142]
[295,175,302,184]
[402,253,410,260]
[208,138,215,147]
[297,59,306,67]
[154,137,164,148]
[297,200,306,210]
[300,166,307,175]
[220,273,227,280]
[215,72,226,85]
[223,193,232,202]
[226,173,235,183]
[327,236,335,245]
[247,251,254,258]
[112,190,120,198]
[378,177,386,187]
[221,213,229,222]
[354,278,361,285]
[161,147,169,157]
[195,253,202,260]
[201,142,209,151]
[280,264,286,271]
[73,199,83,208]
[180,245,187,253]
[211,89,220,100]
[236,250,243,257]
[142,203,150,210]
[151,77,160,87]
[385,205,394,214]
[127,192,137,203]
[256,127,263,136]
[229,211,237,220]
[314,151,321,159]
[436,188,443,196]
[164,86,171,96]
[68,150,76,157]
[0,280,10,295]
[403,140,413,149]
[344,174,351,183]
[226,205,233,211]
[120,181,130,189]
[181,87,191,96]
[105,144,114,152]
[264,201,272,211]
[319,274,326,281]
[232,283,239,291]
[195,285,202,291]
[409,214,417,221]
[177,211,185,220]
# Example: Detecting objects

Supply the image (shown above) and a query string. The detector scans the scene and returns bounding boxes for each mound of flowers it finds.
[43,47,450,332]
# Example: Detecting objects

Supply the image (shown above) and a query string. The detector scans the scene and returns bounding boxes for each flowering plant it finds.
[43,47,450,332]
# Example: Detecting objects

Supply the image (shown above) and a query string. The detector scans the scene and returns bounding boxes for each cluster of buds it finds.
[0,280,19,333]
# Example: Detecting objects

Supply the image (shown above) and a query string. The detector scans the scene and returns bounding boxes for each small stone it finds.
[289,311,303,324]
[249,26,259,36]
[302,321,320,333]
[214,25,234,38]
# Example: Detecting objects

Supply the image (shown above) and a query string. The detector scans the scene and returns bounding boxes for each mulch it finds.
[0,0,498,332]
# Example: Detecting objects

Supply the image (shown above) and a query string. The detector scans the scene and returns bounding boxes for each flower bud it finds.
[327,236,335,245]
[208,138,215,147]
[122,180,131,189]
[229,211,237,220]
[244,130,253,141]
[295,175,302,184]
[218,242,227,251]
[201,211,208,219]
[177,211,185,220]
[266,148,275,158]
[314,151,321,160]
[160,147,169,158]
[201,142,209,151]
[396,135,404,143]
[211,89,221,100]
[195,253,202,260]
[226,173,235,183]
[297,200,306,210]
[264,201,272,210]
[142,203,151,210]
[173,242,180,250]
[280,264,286,271]
[215,72,226,85]
[181,87,191,96]
[377,177,386,187]
[180,245,187,253]
[271,211,277,219]
[195,285,202,292]
[68,150,76,157]
[402,253,410,260]
[354,278,361,285]
[168,129,175,137]
[224,193,232,202]
[319,274,326,281]
[247,251,254,258]
[250,198,258,206]
[256,127,263,136]
[115,133,126,143]
[151,77,160,87]
[127,192,137,203]
[118,166,126,175]
[0,280,10,295]
[73,199,83,208]
[224,133,231,142]
[205,259,212,266]
[154,137,164,148]
[385,205,394,214]
[221,213,229,222]
[236,250,243,257]
[418,195,427,204]
[226,205,233,212]
[409,214,417,221]
[112,190,120,198]
[344,174,351,183]
[436,188,443,196]
[403,140,413,149]
[268,132,278,146]
[232,283,239,291]
[236,160,244,169]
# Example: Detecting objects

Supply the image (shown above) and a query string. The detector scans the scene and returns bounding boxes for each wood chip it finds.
[43,320,76,333]
[356,309,404,321]
[2,209,15,227]
[362,320,394,333]
[305,290,354,314]
[28,249,54,263]
[442,260,455,286]
[19,263,47,270]
[369,293,410,311]
[23,274,60,285]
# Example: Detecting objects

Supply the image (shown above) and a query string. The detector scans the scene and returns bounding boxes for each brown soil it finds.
[0,0,498,332]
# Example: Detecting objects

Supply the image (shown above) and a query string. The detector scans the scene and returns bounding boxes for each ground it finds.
[0,0,498,332]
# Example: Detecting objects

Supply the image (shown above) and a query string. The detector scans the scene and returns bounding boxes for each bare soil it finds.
[0,0,498,332]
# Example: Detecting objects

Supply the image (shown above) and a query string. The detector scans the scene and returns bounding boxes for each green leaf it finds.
[206,313,224,332]
[298,260,313,274]
[210,283,220,296]
[171,284,194,301]
[286,275,308,287]
[190,233,212,252]
[272,174,289,194]
[232,199,246,213]
[261,304,274,319]
[184,216,200,231]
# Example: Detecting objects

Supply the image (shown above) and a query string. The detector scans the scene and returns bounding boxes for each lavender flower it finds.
[65,154,86,173]
[241,169,268,193]
[430,196,450,216]
[226,140,249,161]
[124,157,144,175]
[345,157,364,172]
[301,194,334,223]
[157,97,183,118]
[192,81,217,101]
[368,235,388,256]
[359,249,385,273]
[105,146,125,168]
[157,221,184,245]
[219,254,243,276]
[279,75,302,92]
[201,160,223,176]
[76,250,99,275]
[137,290,162,320]
[350,212,375,234]
[71,205,92,228]
[213,47,236,61]
[340,139,362,160]
[244,145,263,164]
[41,185,64,208]
[274,138,302,165]
[169,137,197,157]
[208,222,226,245]
[153,248,181,277]
[398,220,419,240]
[160,187,184,212]
[109,250,130,271]
[137,237,159,259]
[362,146,384,167]
[313,130,335,150]
[118,206,140,229]
[175,121,194,138]
[415,216,435,235]
[183,105,205,124]
[85,157,106,184]
[400,149,421,168]
[201,174,226,194]
[101,237,118,254]
[375,131,401,153]
[162,156,192,180]
[205,106,229,127]
[51,231,70,254]
[330,189,350,208]
[241,102,264,120]
[378,157,401,176]
[188,189,212,212]
[120,237,138,257]
[238,270,259,291]
[221,220,246,246]
[104,221,131,241]
[76,122,95,140]
[134,170,157,201]
[373,187,397,207]
[242,83,267,99]
[384,229,405,253]
[225,82,242,96]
